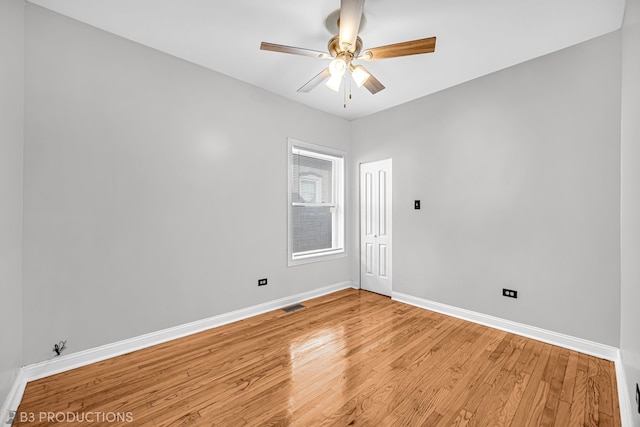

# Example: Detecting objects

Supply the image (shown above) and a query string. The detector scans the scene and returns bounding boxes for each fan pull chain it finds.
[343,75,347,108]
[342,75,353,109]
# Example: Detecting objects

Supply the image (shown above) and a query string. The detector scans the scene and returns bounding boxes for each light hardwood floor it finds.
[15,289,620,426]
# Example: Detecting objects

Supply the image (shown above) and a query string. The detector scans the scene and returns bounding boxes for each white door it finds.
[360,159,392,296]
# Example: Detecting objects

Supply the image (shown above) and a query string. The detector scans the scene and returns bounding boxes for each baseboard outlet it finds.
[1,281,357,417]
[392,291,618,361]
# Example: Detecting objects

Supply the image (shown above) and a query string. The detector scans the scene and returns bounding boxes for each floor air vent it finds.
[282,303,305,313]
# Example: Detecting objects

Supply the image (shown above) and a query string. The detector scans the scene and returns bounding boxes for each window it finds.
[288,138,345,265]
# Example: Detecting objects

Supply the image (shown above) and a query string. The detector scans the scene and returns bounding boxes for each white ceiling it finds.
[28,0,625,120]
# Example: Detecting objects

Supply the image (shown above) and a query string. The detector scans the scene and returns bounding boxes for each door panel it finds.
[379,244,387,278]
[360,159,392,296]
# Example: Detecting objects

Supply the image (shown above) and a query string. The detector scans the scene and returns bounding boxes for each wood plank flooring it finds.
[15,289,620,426]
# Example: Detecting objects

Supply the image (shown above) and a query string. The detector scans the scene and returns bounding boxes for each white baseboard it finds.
[392,291,619,360]
[1,369,25,425]
[615,350,635,427]
[1,281,356,416]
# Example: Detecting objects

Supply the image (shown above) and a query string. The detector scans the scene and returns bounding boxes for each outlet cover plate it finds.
[502,288,518,299]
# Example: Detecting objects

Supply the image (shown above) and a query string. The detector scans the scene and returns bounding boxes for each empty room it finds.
[1,0,640,425]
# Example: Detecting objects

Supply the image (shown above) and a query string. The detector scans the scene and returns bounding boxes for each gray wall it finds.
[0,0,24,406]
[22,5,351,364]
[621,0,640,424]
[351,32,622,346]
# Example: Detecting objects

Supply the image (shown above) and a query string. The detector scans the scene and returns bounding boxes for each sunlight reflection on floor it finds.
[288,326,346,412]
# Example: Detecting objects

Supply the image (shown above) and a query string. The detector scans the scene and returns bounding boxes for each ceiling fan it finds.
[260,0,436,97]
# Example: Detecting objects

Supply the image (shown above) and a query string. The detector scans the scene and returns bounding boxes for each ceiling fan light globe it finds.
[326,74,343,92]
[329,58,347,77]
[351,65,370,87]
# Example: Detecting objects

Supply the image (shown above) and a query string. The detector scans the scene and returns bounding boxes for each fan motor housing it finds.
[328,35,363,57]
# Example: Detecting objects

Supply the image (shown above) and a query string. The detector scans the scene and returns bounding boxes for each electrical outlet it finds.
[258,278,268,286]
[502,288,518,299]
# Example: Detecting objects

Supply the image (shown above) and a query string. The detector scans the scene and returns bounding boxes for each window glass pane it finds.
[299,176,320,203]
[292,205,332,253]
[292,153,333,204]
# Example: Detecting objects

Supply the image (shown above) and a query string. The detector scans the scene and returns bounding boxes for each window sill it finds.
[288,250,346,267]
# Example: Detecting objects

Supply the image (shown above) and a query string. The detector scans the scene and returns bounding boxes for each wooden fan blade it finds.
[339,0,365,53]
[260,42,330,59]
[358,66,385,94]
[297,69,331,93]
[360,37,436,61]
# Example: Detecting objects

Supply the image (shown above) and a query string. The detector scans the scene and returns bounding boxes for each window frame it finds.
[287,138,346,266]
